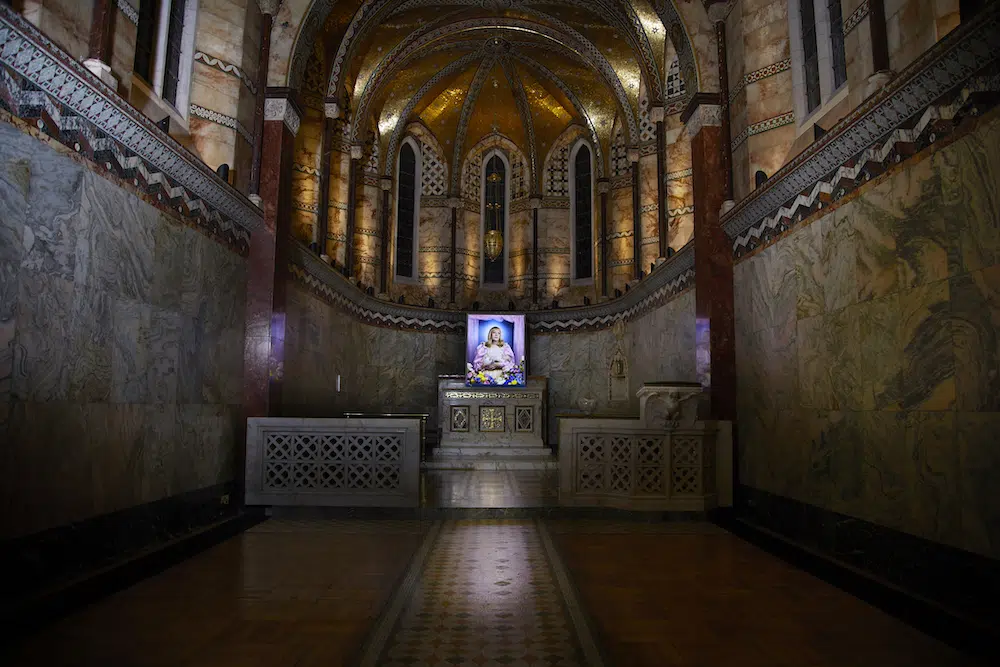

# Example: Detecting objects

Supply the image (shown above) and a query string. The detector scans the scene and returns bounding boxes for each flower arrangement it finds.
[466,358,527,386]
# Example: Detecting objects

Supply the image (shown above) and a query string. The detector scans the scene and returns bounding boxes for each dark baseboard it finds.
[714,488,1000,663]
[0,509,265,645]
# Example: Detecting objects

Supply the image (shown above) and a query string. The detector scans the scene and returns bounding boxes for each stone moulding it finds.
[0,6,261,244]
[721,2,1000,256]
[287,236,695,334]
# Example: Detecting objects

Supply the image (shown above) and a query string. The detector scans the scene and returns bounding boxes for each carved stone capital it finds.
[350,144,364,160]
[324,101,341,119]
[529,197,542,210]
[649,106,665,123]
[627,147,640,163]
[380,177,393,191]
[446,197,463,209]
[597,179,610,194]
[264,97,300,136]
[256,0,282,16]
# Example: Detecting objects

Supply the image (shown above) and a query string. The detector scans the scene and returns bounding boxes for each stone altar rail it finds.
[245,417,422,508]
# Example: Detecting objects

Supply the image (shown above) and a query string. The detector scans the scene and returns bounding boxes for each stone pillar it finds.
[345,144,362,278]
[379,177,392,295]
[598,178,610,298]
[652,105,668,260]
[84,0,118,88]
[716,20,733,201]
[244,93,300,424]
[629,148,641,279]
[248,2,277,198]
[447,197,462,306]
[315,112,336,260]
[684,98,736,422]
[866,0,894,97]
[530,196,542,304]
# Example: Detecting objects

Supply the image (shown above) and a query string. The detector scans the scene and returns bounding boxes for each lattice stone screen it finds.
[559,424,721,511]
[245,418,421,507]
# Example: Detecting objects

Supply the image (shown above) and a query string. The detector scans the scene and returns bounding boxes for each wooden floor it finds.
[550,523,982,667]
[3,518,982,667]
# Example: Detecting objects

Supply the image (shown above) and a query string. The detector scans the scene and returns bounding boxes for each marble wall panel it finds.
[735,111,1000,560]
[21,0,93,61]
[110,1,138,97]
[0,121,247,541]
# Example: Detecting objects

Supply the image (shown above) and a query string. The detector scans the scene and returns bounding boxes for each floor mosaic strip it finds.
[363,520,604,667]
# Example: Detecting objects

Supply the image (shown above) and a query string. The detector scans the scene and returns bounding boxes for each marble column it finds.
[598,178,610,297]
[345,144,362,278]
[629,148,640,279]
[531,196,541,303]
[447,197,462,306]
[652,106,667,259]
[866,0,894,96]
[84,0,117,88]
[379,177,392,295]
[244,93,300,422]
[315,113,336,259]
[684,99,736,422]
[249,2,277,198]
[716,20,733,201]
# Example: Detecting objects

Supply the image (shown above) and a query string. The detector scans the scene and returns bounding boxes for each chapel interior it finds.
[0,0,998,665]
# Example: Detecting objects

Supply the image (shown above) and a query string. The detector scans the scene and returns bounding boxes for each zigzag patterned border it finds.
[722,4,1000,255]
[731,75,1000,256]
[117,0,139,26]
[844,0,870,36]
[729,58,791,103]
[0,6,260,247]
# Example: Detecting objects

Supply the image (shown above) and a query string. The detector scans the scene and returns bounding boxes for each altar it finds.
[428,375,553,469]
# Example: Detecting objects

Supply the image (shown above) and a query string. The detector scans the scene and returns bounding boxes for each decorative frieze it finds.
[193,51,258,95]
[189,104,253,144]
[730,111,795,150]
[723,4,1000,257]
[0,5,259,251]
[117,0,139,26]
[666,167,693,181]
[844,0,870,35]
[729,58,792,103]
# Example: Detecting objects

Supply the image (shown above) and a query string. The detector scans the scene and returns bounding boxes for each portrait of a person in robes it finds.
[472,326,516,382]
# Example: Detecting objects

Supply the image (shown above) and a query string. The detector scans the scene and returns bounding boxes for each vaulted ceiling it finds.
[287,0,706,189]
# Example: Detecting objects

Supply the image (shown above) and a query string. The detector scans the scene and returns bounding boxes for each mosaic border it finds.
[193,51,258,95]
[722,3,1000,255]
[0,5,259,248]
[116,0,139,26]
[729,58,792,103]
[189,104,253,144]
[844,0,870,36]
[730,110,795,150]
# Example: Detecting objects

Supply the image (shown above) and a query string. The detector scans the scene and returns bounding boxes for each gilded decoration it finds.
[478,406,506,432]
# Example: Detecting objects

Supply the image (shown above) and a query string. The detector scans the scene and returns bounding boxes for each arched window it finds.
[481,151,509,287]
[395,138,421,281]
[570,141,593,282]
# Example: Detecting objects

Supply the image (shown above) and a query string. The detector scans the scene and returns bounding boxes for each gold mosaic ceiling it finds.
[304,1,678,187]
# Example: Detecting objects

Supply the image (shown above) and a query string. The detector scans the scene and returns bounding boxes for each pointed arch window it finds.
[395,139,421,281]
[481,152,508,287]
[570,142,593,282]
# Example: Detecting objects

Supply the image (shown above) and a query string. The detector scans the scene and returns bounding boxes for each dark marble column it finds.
[716,20,734,201]
[684,99,736,422]
[248,4,276,198]
[448,198,460,305]
[83,0,117,87]
[379,177,392,295]
[244,93,300,423]
[345,145,361,278]
[653,106,668,258]
[630,149,640,279]
[531,196,541,304]
[315,115,334,258]
[598,179,609,297]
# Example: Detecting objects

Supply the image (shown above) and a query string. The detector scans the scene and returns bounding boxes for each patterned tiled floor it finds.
[361,520,602,667]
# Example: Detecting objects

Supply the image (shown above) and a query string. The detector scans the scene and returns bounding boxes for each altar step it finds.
[423,447,558,471]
